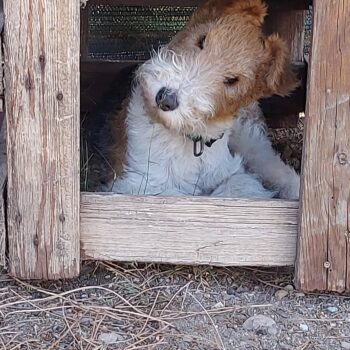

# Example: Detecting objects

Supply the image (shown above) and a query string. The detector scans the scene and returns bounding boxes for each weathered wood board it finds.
[3,0,80,279]
[296,0,350,292]
[81,193,298,266]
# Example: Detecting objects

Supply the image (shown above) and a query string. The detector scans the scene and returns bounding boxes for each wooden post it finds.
[0,1,6,268]
[296,0,350,292]
[0,126,6,268]
[3,0,80,279]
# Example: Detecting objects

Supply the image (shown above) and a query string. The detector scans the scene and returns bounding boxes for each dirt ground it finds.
[1,262,350,350]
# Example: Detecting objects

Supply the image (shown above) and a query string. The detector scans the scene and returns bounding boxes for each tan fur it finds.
[167,0,299,126]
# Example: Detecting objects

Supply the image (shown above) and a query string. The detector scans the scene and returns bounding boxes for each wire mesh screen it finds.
[88,5,196,60]
[87,4,313,62]
[304,8,312,57]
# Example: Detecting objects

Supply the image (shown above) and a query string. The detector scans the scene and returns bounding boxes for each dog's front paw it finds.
[278,173,300,200]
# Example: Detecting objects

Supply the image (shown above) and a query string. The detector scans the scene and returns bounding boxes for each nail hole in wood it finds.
[56,92,64,101]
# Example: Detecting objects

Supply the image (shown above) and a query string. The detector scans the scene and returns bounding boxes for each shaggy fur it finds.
[102,0,300,199]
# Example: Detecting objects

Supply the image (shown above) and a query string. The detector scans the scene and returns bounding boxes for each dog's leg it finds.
[229,103,300,200]
[211,172,275,199]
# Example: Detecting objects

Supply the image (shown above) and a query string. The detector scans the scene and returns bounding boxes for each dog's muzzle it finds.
[155,87,179,112]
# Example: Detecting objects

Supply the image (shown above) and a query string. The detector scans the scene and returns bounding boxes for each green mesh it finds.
[87,4,312,61]
[88,5,196,61]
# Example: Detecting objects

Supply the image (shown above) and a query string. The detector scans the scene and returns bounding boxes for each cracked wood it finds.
[81,193,298,266]
[296,0,350,292]
[4,0,80,279]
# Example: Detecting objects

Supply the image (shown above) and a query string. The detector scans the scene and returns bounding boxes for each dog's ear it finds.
[263,34,300,97]
[223,0,268,27]
[189,0,267,27]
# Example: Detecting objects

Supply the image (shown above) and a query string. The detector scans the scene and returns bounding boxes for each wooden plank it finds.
[0,125,6,268]
[0,3,6,268]
[87,0,311,11]
[81,193,298,266]
[3,0,80,279]
[0,0,4,131]
[295,0,350,292]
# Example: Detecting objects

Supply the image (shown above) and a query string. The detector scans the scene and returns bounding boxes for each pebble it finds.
[295,292,305,298]
[243,315,277,335]
[236,286,249,293]
[213,301,224,309]
[80,317,92,325]
[299,323,309,332]
[227,287,236,295]
[327,306,339,313]
[98,332,124,344]
[341,341,350,350]
[275,289,289,299]
[284,285,294,291]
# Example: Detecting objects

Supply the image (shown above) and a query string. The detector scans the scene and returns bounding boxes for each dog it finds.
[99,0,300,199]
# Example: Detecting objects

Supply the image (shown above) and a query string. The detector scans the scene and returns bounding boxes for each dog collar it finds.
[187,133,224,157]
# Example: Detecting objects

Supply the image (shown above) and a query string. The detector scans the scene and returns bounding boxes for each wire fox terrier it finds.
[102,0,301,199]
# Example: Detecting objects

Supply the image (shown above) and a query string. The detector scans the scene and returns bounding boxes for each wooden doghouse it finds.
[1,0,349,292]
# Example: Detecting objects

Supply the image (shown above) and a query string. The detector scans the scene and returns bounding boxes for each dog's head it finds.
[136,0,299,137]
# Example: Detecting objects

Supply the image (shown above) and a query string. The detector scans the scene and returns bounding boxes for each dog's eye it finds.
[224,77,239,86]
[197,35,206,50]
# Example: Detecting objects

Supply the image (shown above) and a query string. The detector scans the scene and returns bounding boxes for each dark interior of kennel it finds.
[80,0,312,190]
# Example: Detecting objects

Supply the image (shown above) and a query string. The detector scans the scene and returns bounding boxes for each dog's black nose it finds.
[155,87,179,111]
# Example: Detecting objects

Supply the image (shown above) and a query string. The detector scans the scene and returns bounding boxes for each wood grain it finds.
[0,12,6,267]
[4,0,80,279]
[81,193,298,266]
[296,0,350,292]
[0,125,6,268]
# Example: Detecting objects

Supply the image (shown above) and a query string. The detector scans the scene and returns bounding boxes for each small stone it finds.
[327,306,339,313]
[299,323,309,332]
[81,317,92,325]
[275,289,289,299]
[98,332,124,344]
[341,341,350,349]
[213,301,224,309]
[237,286,249,293]
[243,315,277,335]
[295,292,305,298]
[227,287,236,296]
[284,285,294,291]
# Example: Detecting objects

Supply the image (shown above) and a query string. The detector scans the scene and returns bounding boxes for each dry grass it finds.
[0,263,290,350]
[1,262,350,349]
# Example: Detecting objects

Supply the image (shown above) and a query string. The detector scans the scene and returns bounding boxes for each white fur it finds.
[108,48,300,199]
[110,87,275,198]
[229,103,300,199]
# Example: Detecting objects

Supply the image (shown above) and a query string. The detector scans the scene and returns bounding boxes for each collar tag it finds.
[193,137,204,157]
